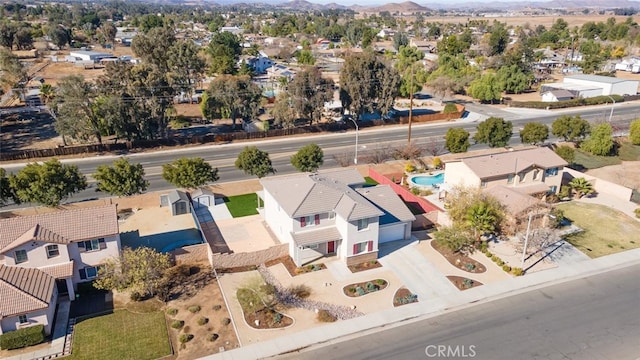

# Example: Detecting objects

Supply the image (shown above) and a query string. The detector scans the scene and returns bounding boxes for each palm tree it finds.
[568,177,595,199]
[465,202,500,240]
[39,83,55,105]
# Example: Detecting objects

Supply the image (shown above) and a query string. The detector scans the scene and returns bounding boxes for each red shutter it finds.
[353,244,358,254]
[367,241,373,252]
[314,214,320,225]
[300,217,306,227]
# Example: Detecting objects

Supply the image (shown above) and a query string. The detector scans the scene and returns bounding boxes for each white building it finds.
[244,51,274,74]
[563,74,638,96]
[69,50,115,63]
[220,26,243,35]
[259,169,415,266]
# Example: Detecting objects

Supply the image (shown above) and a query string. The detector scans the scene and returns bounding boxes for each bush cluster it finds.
[188,305,201,313]
[316,309,337,323]
[0,325,45,350]
[508,95,624,109]
[170,320,184,329]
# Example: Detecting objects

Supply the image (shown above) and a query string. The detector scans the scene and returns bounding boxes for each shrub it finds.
[130,291,143,302]
[348,287,356,294]
[221,317,231,326]
[288,284,311,299]
[366,282,377,292]
[502,265,512,272]
[442,103,458,114]
[272,312,282,324]
[169,116,190,129]
[0,325,45,350]
[188,305,201,313]
[462,278,474,288]
[511,268,524,276]
[485,251,493,257]
[197,317,209,326]
[207,333,219,342]
[478,242,488,253]
[465,263,476,271]
[355,286,366,296]
[410,187,420,195]
[432,156,443,169]
[212,304,222,311]
[179,334,193,343]
[496,259,505,266]
[166,308,178,316]
[171,320,184,329]
[491,255,499,262]
[404,163,416,173]
[317,309,337,323]
[635,208,640,219]
[375,279,387,286]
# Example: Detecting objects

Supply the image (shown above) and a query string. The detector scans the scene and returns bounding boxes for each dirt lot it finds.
[585,161,640,190]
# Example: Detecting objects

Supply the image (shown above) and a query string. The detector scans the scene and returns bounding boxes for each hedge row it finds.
[0,324,45,350]
[507,95,624,109]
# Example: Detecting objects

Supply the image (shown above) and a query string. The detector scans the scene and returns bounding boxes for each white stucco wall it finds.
[1,241,71,267]
[262,189,294,245]
[336,216,379,257]
[0,288,57,335]
[68,234,121,285]
[444,162,481,188]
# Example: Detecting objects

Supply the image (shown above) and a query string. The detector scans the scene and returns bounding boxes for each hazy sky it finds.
[307,0,558,4]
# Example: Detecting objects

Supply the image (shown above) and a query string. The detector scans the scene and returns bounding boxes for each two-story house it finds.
[443,147,567,196]
[259,169,415,266]
[0,205,121,302]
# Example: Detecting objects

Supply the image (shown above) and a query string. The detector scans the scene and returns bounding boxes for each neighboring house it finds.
[68,50,115,63]
[244,51,274,74]
[259,169,415,266]
[191,188,216,208]
[443,147,568,196]
[160,190,191,216]
[0,205,121,300]
[541,89,575,102]
[0,265,57,336]
[615,57,640,73]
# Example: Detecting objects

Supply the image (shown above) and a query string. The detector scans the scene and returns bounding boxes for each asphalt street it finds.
[276,263,640,360]
[1,102,638,209]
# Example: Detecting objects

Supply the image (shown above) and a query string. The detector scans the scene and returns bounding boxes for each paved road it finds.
[276,263,640,360]
[1,102,637,209]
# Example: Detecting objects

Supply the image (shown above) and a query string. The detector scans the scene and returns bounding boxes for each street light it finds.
[520,212,533,269]
[606,95,615,122]
[348,118,358,165]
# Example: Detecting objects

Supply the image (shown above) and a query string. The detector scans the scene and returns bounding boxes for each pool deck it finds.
[406,171,445,188]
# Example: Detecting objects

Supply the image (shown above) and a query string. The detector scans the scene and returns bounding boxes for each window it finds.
[328,211,335,220]
[46,245,59,258]
[79,265,104,280]
[357,218,369,231]
[549,185,558,194]
[480,181,487,188]
[507,174,514,184]
[18,315,28,324]
[301,244,318,250]
[518,172,525,183]
[353,241,373,255]
[14,250,28,264]
[78,238,106,252]
[545,167,559,177]
[300,215,319,228]
[533,169,540,181]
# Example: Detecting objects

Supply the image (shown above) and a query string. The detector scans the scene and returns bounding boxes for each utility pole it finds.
[521,212,533,269]
[408,63,414,145]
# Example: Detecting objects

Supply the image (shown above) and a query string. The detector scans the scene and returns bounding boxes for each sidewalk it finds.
[202,247,640,360]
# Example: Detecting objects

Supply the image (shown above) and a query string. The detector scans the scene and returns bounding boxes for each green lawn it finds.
[618,141,640,161]
[556,202,640,258]
[223,193,259,217]
[364,176,379,185]
[68,310,170,360]
[572,149,621,169]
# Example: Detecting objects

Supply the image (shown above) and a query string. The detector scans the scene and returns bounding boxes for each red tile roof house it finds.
[0,205,121,334]
[259,169,415,267]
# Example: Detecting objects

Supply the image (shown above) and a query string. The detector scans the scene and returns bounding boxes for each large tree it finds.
[288,67,333,125]
[474,117,513,148]
[496,65,533,94]
[131,26,176,72]
[94,158,149,196]
[291,143,324,172]
[166,39,206,102]
[568,177,595,198]
[0,167,19,206]
[488,21,509,56]
[466,201,502,240]
[202,75,262,129]
[433,225,474,255]
[8,159,87,207]
[235,146,275,179]
[94,247,171,298]
[48,26,71,49]
[520,122,549,145]
[52,75,105,144]
[270,93,296,128]
[207,31,241,75]
[580,122,614,156]
[468,73,502,103]
[551,115,591,142]
[0,47,26,92]
[162,157,219,189]
[445,127,471,153]
[339,51,400,120]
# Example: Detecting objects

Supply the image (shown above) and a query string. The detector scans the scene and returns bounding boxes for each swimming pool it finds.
[409,173,445,187]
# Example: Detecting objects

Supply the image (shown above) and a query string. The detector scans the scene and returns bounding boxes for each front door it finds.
[56,279,68,295]
[327,241,335,254]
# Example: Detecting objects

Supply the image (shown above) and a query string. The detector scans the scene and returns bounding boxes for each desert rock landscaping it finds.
[431,240,487,274]
[343,279,389,297]
[393,287,419,307]
[446,276,484,291]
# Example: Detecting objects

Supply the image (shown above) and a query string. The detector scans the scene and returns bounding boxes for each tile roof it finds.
[0,205,119,254]
[0,265,55,317]
[484,186,540,215]
[38,261,75,279]
[291,227,342,246]
[455,148,568,179]
[357,186,416,225]
[261,169,382,221]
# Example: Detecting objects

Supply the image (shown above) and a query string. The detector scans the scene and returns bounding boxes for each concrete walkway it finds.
[3,298,71,360]
[202,247,640,360]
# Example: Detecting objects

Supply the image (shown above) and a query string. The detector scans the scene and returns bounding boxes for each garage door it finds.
[379,223,406,244]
